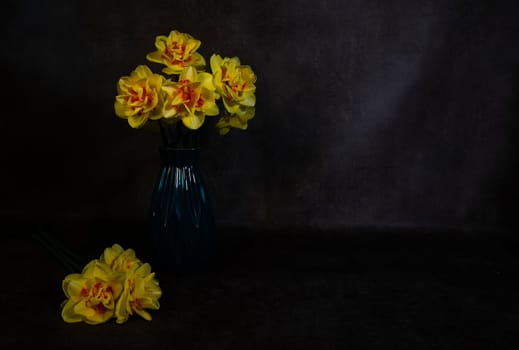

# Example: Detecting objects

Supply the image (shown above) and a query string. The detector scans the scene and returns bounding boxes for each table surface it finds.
[1,223,514,349]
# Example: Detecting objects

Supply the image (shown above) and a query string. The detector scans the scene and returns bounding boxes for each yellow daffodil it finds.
[61,260,123,325]
[115,262,162,324]
[114,30,258,137]
[100,244,141,272]
[210,54,256,134]
[146,30,206,75]
[215,106,256,135]
[162,66,219,130]
[114,65,166,129]
[210,54,256,109]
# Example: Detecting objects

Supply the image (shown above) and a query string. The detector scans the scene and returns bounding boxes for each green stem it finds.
[159,120,199,148]
[159,120,168,147]
[32,230,84,273]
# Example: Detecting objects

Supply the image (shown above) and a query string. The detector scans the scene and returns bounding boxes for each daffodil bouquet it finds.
[61,244,162,325]
[114,30,257,146]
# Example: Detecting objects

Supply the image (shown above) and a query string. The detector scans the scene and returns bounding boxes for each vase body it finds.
[149,147,215,270]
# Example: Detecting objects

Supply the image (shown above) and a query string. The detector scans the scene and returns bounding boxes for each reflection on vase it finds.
[149,147,215,271]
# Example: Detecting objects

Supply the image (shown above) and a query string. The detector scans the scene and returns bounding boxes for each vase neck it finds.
[159,147,200,166]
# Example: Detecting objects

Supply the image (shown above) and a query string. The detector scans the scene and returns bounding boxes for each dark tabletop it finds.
[1,222,513,349]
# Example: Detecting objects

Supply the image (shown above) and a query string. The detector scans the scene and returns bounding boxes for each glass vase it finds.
[149,146,215,271]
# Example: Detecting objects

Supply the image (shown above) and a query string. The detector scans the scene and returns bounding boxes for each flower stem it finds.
[176,121,183,148]
[158,120,198,148]
[32,230,84,273]
[159,120,168,147]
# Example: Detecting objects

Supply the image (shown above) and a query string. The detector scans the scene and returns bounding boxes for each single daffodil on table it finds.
[61,260,123,325]
[100,244,141,272]
[100,244,162,323]
[114,262,162,324]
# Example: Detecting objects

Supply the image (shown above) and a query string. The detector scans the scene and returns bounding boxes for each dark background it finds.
[2,0,518,233]
[1,1,517,348]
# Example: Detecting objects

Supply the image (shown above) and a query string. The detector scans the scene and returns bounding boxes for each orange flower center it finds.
[178,79,204,108]
[82,282,114,314]
[163,41,192,66]
[131,299,143,311]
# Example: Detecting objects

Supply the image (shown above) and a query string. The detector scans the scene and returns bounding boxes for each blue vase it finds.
[149,147,215,270]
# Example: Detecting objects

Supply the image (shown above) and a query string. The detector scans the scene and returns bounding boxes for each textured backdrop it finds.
[2,0,518,232]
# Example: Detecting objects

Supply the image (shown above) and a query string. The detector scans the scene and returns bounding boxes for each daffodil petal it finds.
[61,300,83,323]
[182,113,205,130]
